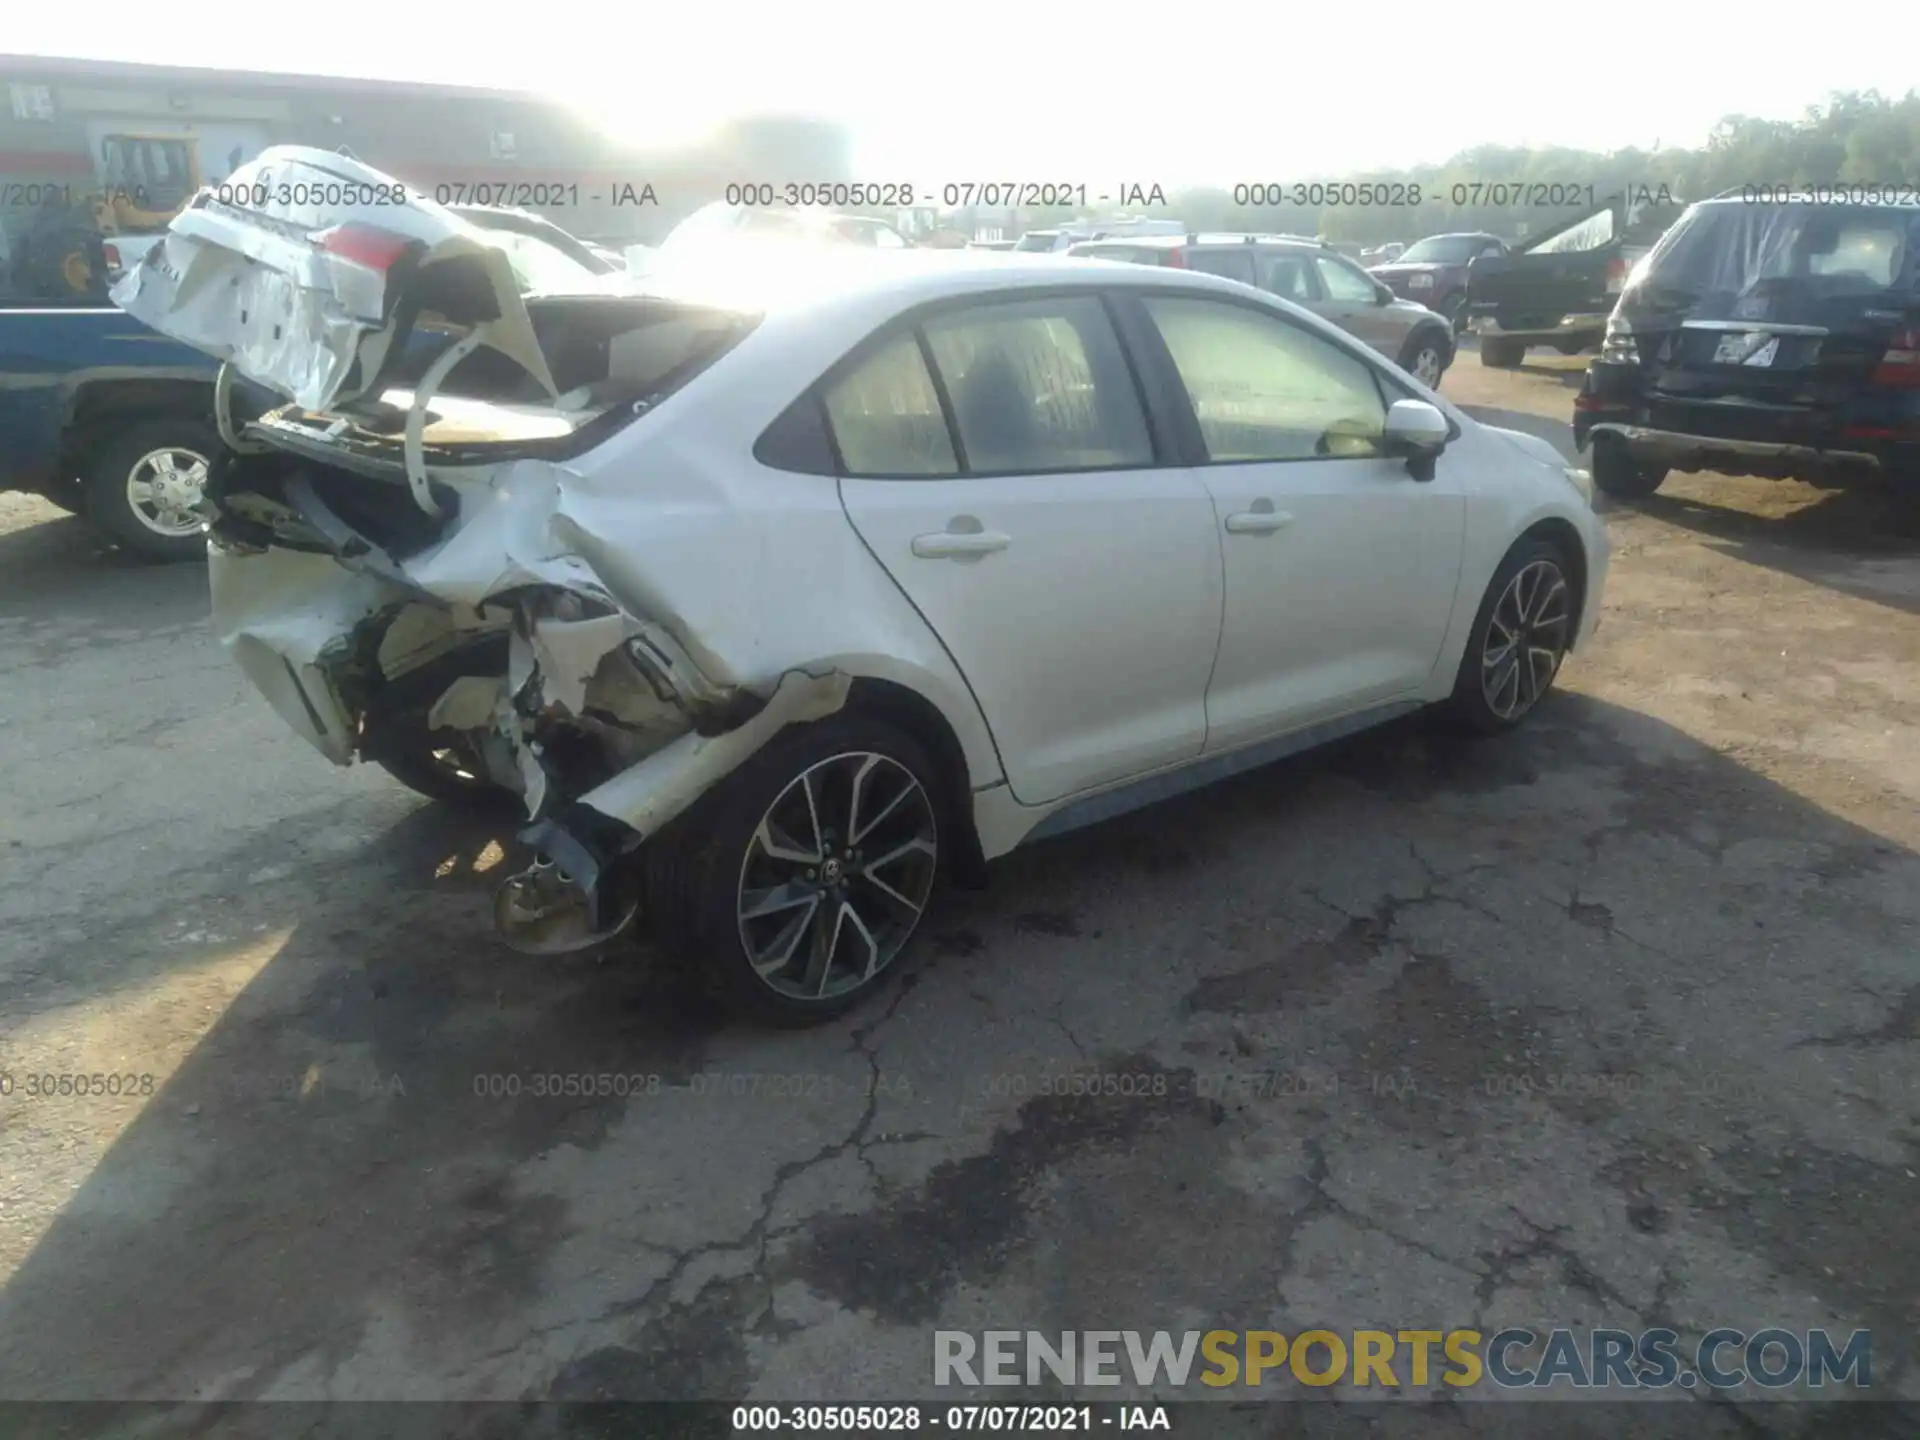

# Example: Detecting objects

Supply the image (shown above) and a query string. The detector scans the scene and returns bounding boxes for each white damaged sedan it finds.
[116,147,1608,1022]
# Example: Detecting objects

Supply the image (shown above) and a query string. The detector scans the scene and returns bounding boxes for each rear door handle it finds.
[911,529,1012,558]
[1224,507,1294,534]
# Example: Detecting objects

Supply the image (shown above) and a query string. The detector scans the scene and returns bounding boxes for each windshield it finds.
[1528,209,1615,255]
[1014,232,1060,252]
[1399,236,1483,264]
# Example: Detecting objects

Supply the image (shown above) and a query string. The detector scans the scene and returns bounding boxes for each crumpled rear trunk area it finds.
[206,446,851,953]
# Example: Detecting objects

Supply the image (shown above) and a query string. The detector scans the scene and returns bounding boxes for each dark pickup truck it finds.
[1466,189,1687,367]
[0,300,224,561]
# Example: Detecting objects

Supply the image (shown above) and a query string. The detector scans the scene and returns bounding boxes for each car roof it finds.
[631,244,1475,450]
[629,245,1270,325]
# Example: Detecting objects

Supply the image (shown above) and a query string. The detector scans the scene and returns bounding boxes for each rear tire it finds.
[361,638,518,812]
[373,741,515,811]
[1447,537,1577,734]
[81,416,217,563]
[644,711,947,1026]
[1479,337,1525,368]
[1591,437,1667,500]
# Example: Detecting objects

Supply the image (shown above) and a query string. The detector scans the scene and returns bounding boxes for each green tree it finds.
[1162,90,1920,245]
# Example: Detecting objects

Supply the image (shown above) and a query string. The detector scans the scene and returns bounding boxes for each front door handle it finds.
[911,529,1012,559]
[1224,505,1294,534]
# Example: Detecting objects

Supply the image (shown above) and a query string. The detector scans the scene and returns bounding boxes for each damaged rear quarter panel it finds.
[502,360,1007,799]
[209,548,405,763]
[210,282,1006,854]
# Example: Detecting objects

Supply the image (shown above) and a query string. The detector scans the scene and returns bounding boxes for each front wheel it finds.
[1399,330,1451,388]
[81,417,218,563]
[645,713,946,1025]
[1479,337,1525,368]
[1447,538,1577,734]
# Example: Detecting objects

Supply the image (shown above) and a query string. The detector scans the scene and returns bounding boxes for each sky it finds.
[10,1,1914,186]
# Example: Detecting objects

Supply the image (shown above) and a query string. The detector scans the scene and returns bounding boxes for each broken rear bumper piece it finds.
[495,651,851,955]
[208,454,852,957]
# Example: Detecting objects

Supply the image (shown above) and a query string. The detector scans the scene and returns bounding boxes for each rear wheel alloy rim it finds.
[1481,559,1571,720]
[125,447,210,538]
[737,751,938,1002]
[1411,345,1444,386]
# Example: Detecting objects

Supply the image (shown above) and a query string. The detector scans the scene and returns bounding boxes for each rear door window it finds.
[920,295,1154,474]
[1186,248,1257,285]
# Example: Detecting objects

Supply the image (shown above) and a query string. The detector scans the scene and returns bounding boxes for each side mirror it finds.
[1373,282,1394,305]
[1382,399,1450,481]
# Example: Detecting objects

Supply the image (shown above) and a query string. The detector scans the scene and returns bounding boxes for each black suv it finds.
[1574,193,1920,516]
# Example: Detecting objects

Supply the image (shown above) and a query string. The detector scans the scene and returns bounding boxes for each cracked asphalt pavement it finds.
[1,350,1917,1436]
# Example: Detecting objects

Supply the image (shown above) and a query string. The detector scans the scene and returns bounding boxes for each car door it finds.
[833,293,1224,805]
[1130,292,1467,752]
[1312,253,1402,354]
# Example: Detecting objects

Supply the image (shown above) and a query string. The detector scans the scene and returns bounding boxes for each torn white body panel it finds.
[111,146,556,413]
[573,669,853,838]
[208,549,401,764]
